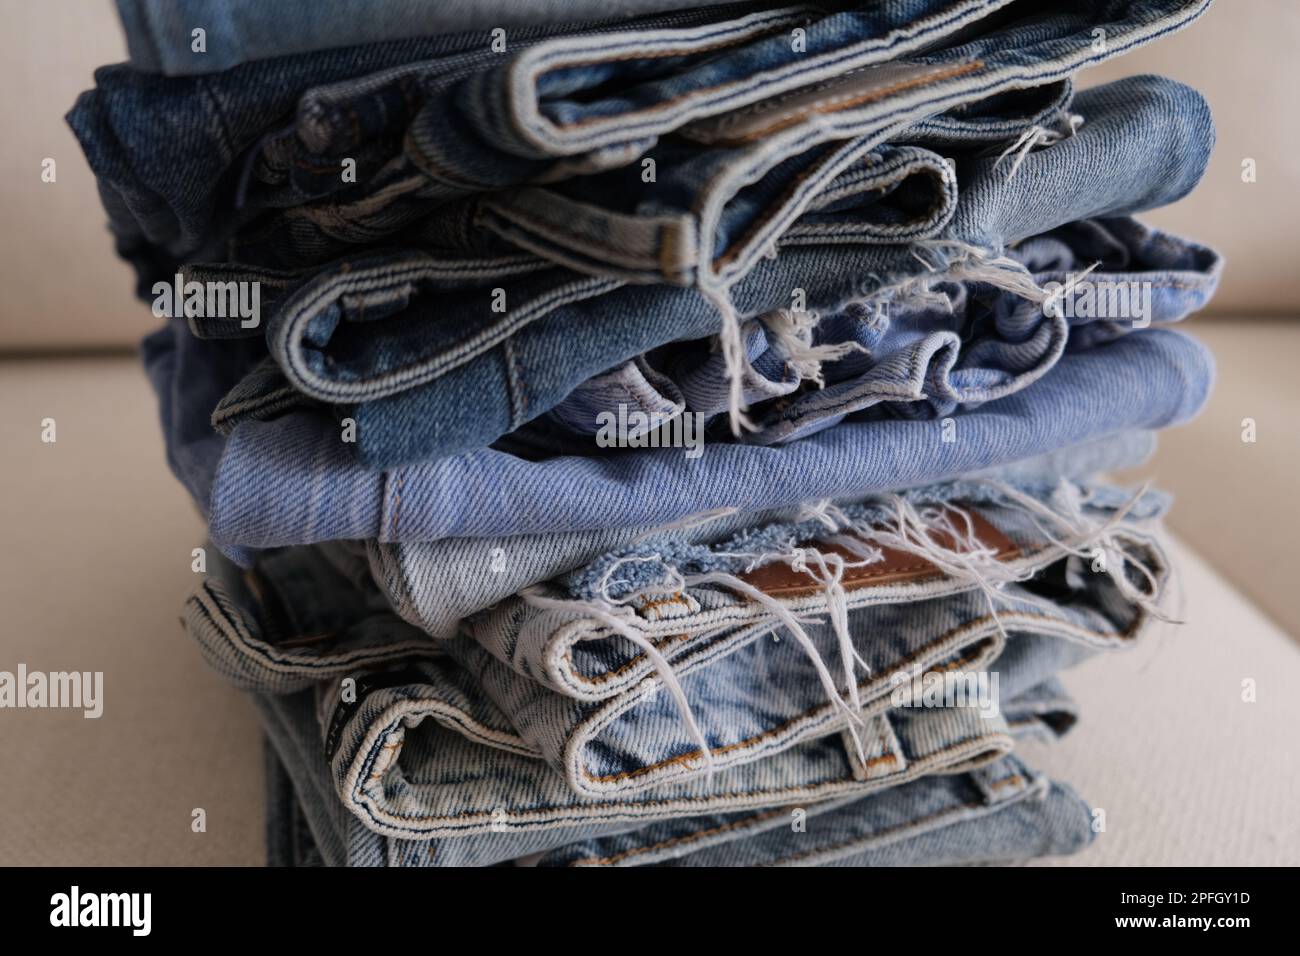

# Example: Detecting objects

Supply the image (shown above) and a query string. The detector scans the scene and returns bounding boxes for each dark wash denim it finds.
[167,327,1210,560]
[115,0,734,76]
[208,1,1206,295]
[457,1,1211,291]
[71,1,1208,297]
[70,1,777,295]
[194,75,1215,471]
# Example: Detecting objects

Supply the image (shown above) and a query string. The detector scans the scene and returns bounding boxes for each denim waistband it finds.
[468,480,1169,701]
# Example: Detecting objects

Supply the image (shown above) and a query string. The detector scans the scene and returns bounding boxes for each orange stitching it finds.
[570,632,690,687]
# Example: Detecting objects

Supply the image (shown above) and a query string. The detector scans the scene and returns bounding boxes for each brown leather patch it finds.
[678,59,985,146]
[737,508,1018,598]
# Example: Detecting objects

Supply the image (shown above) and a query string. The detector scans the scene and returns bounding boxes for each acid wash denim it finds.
[190,74,1215,470]
[183,479,1165,844]
[114,0,733,75]
[192,327,1211,561]
[258,685,1085,867]
[531,754,1093,866]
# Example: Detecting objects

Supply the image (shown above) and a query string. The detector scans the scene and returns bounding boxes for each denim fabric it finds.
[463,479,1168,701]
[531,218,1219,446]
[467,0,1211,290]
[442,485,1168,796]
[140,318,264,514]
[257,685,1076,866]
[367,430,1160,639]
[185,480,1164,837]
[72,3,778,294]
[264,738,325,867]
[193,328,1210,560]
[82,2,1209,288]
[187,74,1214,471]
[534,754,1093,866]
[114,0,733,75]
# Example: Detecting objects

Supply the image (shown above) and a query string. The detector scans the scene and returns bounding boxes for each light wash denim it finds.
[533,754,1093,866]
[367,429,1160,639]
[258,686,1083,866]
[264,738,327,867]
[190,75,1215,470]
[190,328,1210,561]
[185,477,1166,841]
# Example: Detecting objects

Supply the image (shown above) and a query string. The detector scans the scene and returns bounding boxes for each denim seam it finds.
[278,265,619,401]
[571,769,1030,867]
[483,198,690,274]
[502,335,529,427]
[354,695,540,768]
[345,729,1011,836]
[193,582,438,676]
[515,1,1006,149]
[705,59,986,149]
[568,805,789,866]
[195,75,236,163]
[762,772,1031,866]
[517,8,814,142]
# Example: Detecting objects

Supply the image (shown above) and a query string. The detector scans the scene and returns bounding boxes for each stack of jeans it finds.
[70,0,1220,866]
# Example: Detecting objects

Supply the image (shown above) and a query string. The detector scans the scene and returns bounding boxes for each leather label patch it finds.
[737,507,1019,598]
[679,59,984,146]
